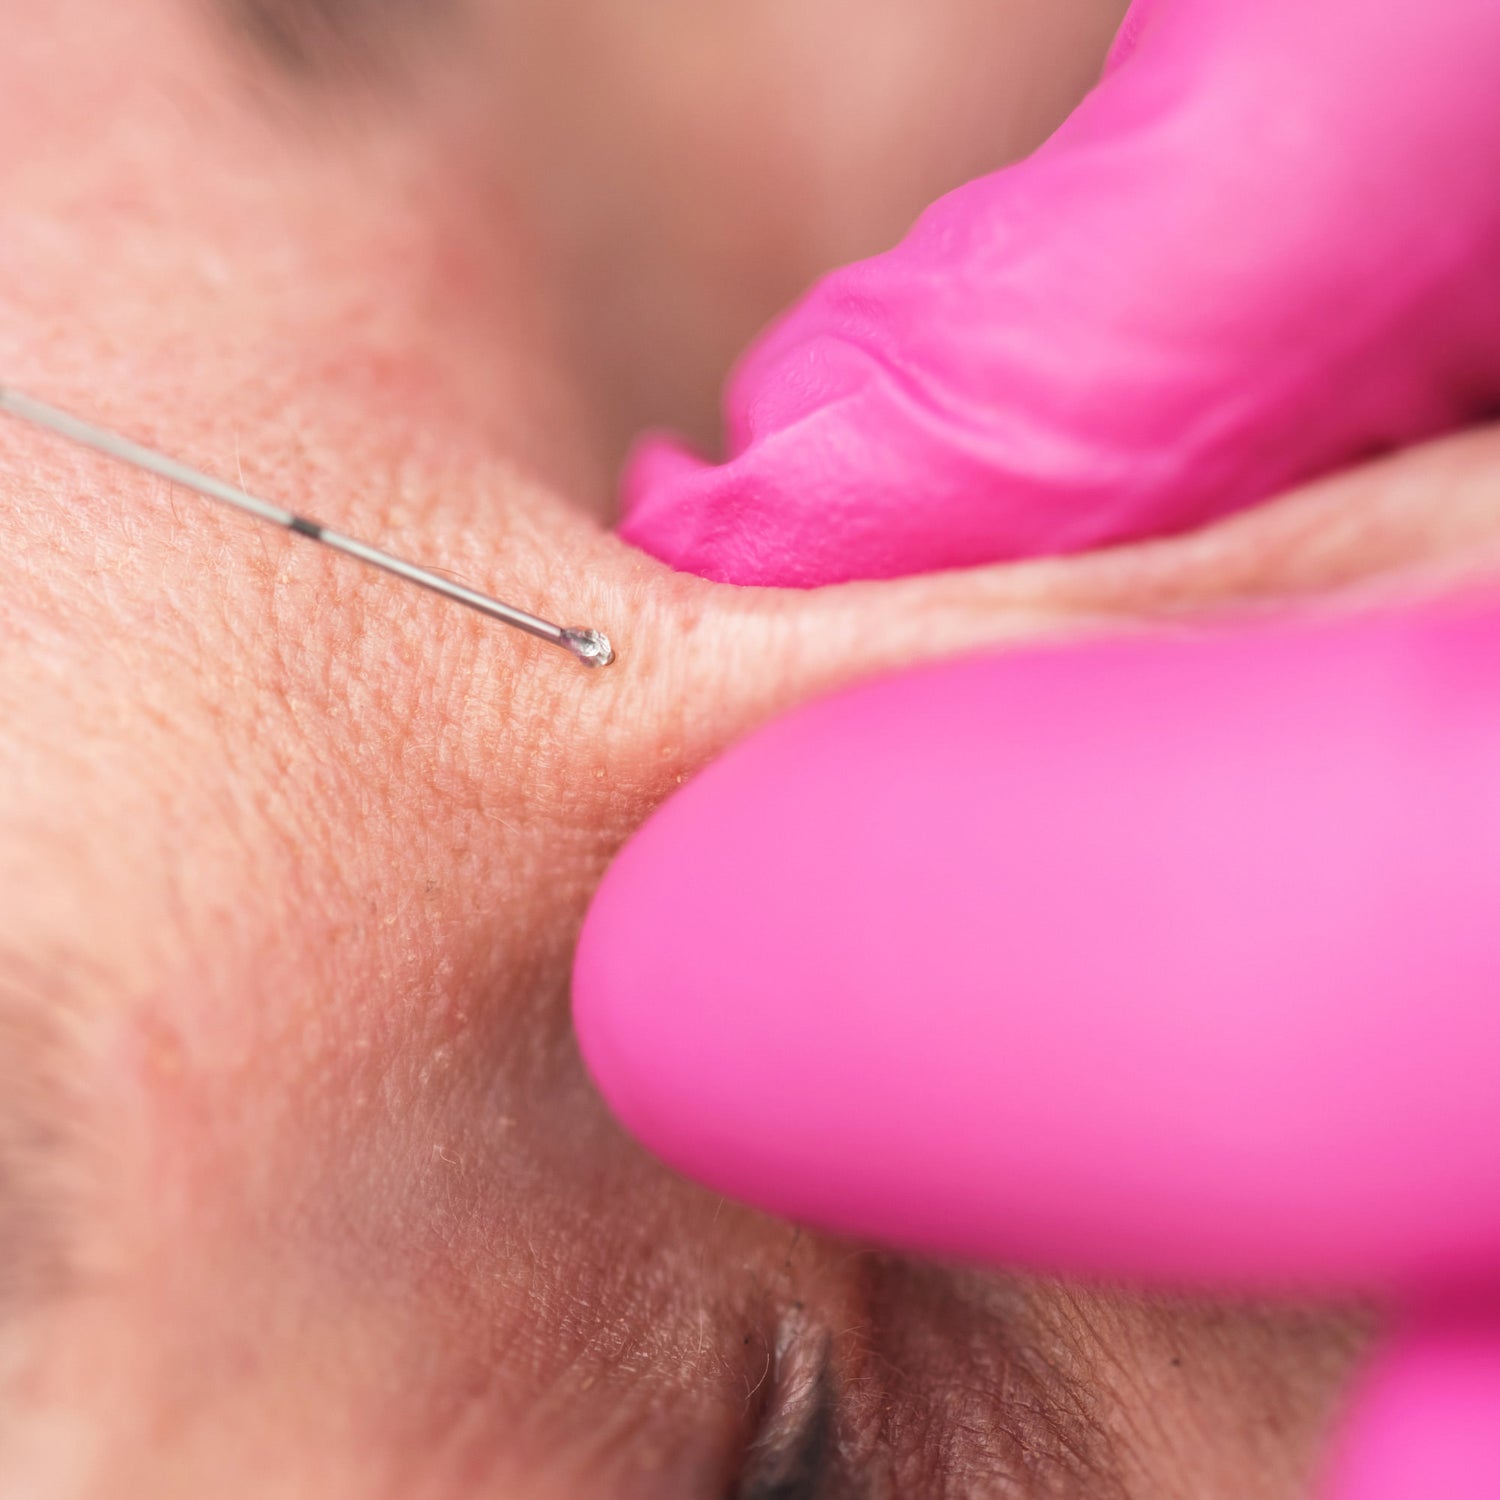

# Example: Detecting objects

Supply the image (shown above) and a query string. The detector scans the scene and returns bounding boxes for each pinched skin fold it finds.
[621,0,1500,585]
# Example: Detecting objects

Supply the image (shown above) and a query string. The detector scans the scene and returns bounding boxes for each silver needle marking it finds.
[0,385,615,669]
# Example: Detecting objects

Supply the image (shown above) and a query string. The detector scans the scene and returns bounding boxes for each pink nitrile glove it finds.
[585,1,1500,1494]
[620,0,1500,587]
[577,603,1500,1292]
[576,605,1500,1500]
[1321,1315,1500,1500]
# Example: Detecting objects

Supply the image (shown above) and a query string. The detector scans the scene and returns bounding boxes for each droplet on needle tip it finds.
[560,628,616,668]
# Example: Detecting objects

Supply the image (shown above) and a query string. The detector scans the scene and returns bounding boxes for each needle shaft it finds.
[0,385,615,668]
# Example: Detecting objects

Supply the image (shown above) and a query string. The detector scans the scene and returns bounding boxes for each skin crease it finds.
[3,1,1500,1496]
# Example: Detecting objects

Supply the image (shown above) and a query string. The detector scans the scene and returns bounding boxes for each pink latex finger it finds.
[574,599,1500,1290]
[1321,1315,1500,1500]
[621,0,1500,586]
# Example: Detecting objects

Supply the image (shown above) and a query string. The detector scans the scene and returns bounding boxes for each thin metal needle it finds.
[0,385,615,668]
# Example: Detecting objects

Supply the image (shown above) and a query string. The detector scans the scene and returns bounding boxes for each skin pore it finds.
[4,1,1500,1495]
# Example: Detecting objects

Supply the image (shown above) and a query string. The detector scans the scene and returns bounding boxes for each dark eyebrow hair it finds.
[0,949,100,1335]
[211,0,442,76]
[0,936,115,1362]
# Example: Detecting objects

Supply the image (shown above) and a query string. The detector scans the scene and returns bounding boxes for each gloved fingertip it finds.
[620,427,855,586]
[576,603,1500,1281]
[1100,0,1161,78]
[619,431,709,519]
[1321,1313,1500,1500]
[616,433,732,577]
[570,711,853,1219]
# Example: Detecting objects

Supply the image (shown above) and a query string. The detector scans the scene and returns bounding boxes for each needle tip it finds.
[561,628,616,669]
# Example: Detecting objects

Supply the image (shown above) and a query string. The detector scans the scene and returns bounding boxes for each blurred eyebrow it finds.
[212,0,444,75]
[0,953,90,1325]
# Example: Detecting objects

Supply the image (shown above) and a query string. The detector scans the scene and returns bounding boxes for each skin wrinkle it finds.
[733,1308,836,1499]
[842,1261,1129,1500]
[1043,1287,1371,1500]
[736,1377,833,1500]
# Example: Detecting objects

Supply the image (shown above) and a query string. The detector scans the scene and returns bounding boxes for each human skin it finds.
[4,2,1499,1497]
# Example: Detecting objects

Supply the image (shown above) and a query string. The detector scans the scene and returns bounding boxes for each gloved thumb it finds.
[574,599,1500,1290]
[621,0,1500,587]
